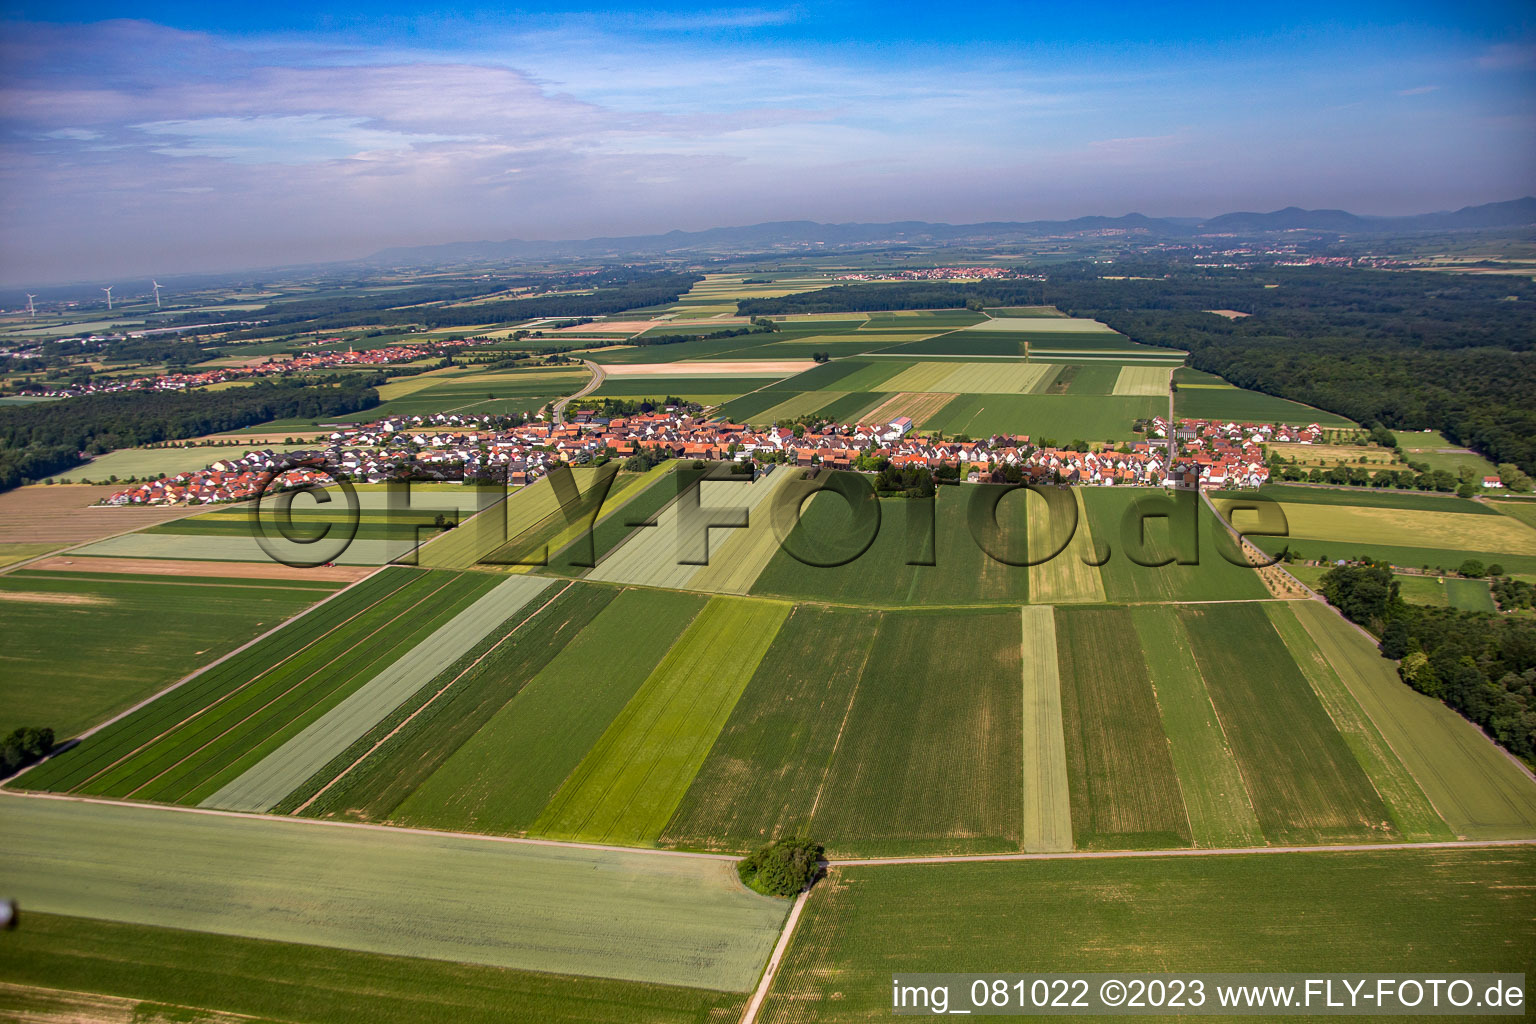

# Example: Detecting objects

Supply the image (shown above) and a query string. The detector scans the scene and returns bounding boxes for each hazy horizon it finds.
[2,1,1533,286]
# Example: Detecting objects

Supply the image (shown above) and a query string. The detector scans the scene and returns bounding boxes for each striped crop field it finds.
[687,470,799,595]
[0,797,786,992]
[1130,605,1264,848]
[1020,606,1072,853]
[661,605,880,851]
[879,360,1054,394]
[1112,364,1172,396]
[1056,606,1192,850]
[387,587,706,835]
[531,596,790,846]
[14,569,501,806]
[1028,488,1106,604]
[0,569,338,740]
[807,609,1023,858]
[754,388,849,423]
[201,574,555,812]
[586,468,789,592]
[1289,601,1536,839]
[963,317,1119,333]
[1179,603,1394,845]
[859,391,959,427]
[1264,603,1452,842]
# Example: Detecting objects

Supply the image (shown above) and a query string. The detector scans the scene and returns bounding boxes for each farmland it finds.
[1131,606,1264,848]
[0,796,786,993]
[0,914,747,1024]
[1055,607,1191,849]
[759,848,1536,1022]
[1085,487,1271,603]
[16,568,484,798]
[1180,603,1395,845]
[1175,384,1355,426]
[924,394,1163,441]
[802,609,1024,858]
[750,482,1030,606]
[532,597,789,845]
[661,605,880,850]
[8,264,1536,1024]
[0,569,338,738]
[387,587,706,834]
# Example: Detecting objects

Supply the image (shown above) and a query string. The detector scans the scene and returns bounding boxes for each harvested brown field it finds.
[1204,309,1252,319]
[862,392,958,427]
[0,486,196,546]
[0,589,113,605]
[23,555,374,582]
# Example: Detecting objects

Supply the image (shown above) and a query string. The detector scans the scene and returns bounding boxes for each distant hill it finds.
[364,198,1536,266]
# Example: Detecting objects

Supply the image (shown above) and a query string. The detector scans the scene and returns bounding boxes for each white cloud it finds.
[131,114,477,164]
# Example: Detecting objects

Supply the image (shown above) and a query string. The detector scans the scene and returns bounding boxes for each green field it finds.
[0,913,746,1024]
[1086,488,1271,602]
[806,609,1023,857]
[279,581,612,819]
[1180,603,1394,845]
[200,574,555,813]
[0,797,786,992]
[924,394,1163,441]
[1255,535,1536,575]
[532,596,789,845]
[16,570,448,796]
[1231,484,1500,514]
[1175,385,1355,426]
[390,586,706,834]
[661,605,880,851]
[1290,601,1536,839]
[750,483,1030,606]
[1264,603,1452,842]
[1020,605,1072,852]
[1130,605,1265,848]
[1056,607,1192,849]
[759,848,1536,1021]
[0,570,337,739]
[1397,429,1501,477]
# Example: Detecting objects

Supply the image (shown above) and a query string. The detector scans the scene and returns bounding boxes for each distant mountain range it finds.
[366,197,1536,266]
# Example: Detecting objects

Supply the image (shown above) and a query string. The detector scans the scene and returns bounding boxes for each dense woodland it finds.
[740,264,1536,473]
[0,378,378,490]
[1321,563,1536,761]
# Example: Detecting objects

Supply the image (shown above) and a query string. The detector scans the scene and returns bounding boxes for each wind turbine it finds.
[151,280,162,310]
[102,286,113,310]
[25,294,36,317]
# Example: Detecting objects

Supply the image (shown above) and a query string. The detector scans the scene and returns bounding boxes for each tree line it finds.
[1320,563,1535,761]
[0,378,378,491]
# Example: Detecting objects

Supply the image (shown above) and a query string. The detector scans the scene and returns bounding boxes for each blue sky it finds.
[1,1,1533,284]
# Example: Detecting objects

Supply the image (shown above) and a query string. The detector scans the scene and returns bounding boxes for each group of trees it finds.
[1,727,53,773]
[1320,563,1536,760]
[0,377,378,490]
[737,836,823,897]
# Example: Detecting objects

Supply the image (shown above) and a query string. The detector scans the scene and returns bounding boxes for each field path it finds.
[834,836,1536,866]
[740,888,810,1024]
